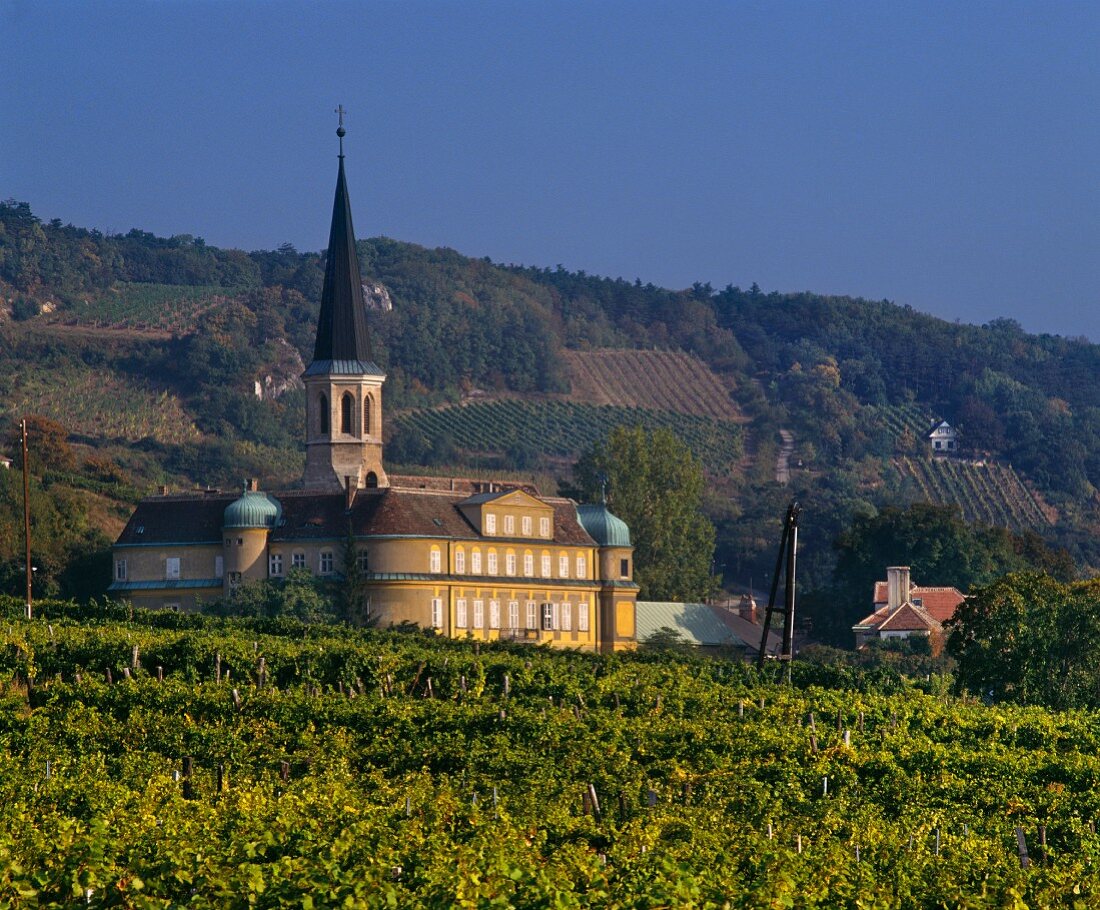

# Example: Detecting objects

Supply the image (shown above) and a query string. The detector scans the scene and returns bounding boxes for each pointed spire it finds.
[308,110,381,374]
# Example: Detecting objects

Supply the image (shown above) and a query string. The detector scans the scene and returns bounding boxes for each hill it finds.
[3,600,1100,905]
[1,198,1097,611]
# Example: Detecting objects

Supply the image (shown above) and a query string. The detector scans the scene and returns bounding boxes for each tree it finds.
[574,426,717,601]
[947,574,1100,709]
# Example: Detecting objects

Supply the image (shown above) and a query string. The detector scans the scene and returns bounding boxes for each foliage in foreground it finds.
[0,599,1099,906]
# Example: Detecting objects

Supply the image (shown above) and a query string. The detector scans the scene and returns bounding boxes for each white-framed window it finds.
[489,599,500,629]
[576,555,586,578]
[485,513,497,535]
[562,601,572,631]
[541,602,555,631]
[269,553,284,577]
[559,553,569,578]
[430,547,442,573]
[524,552,534,576]
[215,555,224,578]
[541,553,551,577]
[455,548,466,574]
[506,552,516,576]
[456,598,468,628]
[522,515,532,536]
[471,549,482,574]
[578,602,590,632]
[473,599,485,629]
[508,600,519,631]
[539,516,550,537]
[504,515,514,535]
[487,550,498,575]
[319,551,334,575]
[115,559,127,582]
[165,557,180,581]
[526,601,537,630]
[292,552,306,570]
[431,597,443,630]
[356,550,369,572]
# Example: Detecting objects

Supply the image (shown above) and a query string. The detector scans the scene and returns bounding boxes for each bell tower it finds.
[303,108,388,491]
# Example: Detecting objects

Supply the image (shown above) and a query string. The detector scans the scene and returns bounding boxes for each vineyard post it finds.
[1039,825,1047,866]
[503,673,510,698]
[156,666,163,682]
[843,730,850,747]
[131,645,139,670]
[737,700,744,717]
[215,652,221,684]
[1016,827,1029,868]
[587,783,601,819]
[935,829,940,856]
[280,761,289,782]
[217,764,225,794]
[405,796,410,818]
[105,667,112,685]
[647,789,657,808]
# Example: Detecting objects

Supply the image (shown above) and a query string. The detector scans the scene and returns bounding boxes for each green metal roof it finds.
[108,579,223,592]
[575,503,631,548]
[635,602,744,648]
[223,491,282,529]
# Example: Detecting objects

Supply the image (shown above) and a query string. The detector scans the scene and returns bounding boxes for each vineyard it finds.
[895,456,1056,531]
[56,283,238,333]
[0,362,201,445]
[562,349,742,421]
[2,598,1100,906]
[391,400,743,475]
[863,402,932,442]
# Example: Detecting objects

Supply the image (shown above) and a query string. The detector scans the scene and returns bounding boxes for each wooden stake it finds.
[131,645,140,670]
[1016,827,1029,868]
[156,666,163,682]
[105,667,112,685]
[232,688,241,708]
[215,652,221,684]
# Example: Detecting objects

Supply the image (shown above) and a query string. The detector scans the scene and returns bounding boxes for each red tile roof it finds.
[872,581,965,623]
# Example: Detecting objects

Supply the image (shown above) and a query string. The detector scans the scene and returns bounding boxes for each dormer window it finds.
[485,513,497,535]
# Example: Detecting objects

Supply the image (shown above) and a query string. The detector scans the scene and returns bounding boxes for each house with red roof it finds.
[852,566,965,651]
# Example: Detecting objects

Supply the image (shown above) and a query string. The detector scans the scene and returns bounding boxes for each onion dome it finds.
[576,502,631,548]
[222,491,281,530]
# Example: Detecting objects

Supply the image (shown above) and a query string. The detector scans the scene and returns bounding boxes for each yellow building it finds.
[109,125,638,653]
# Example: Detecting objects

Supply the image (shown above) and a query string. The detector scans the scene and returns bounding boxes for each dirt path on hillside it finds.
[775,429,794,484]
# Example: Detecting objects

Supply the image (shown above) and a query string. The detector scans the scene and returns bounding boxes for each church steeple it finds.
[302,108,388,491]
[307,111,381,374]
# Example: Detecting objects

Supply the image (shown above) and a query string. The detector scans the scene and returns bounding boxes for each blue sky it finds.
[3,1,1099,339]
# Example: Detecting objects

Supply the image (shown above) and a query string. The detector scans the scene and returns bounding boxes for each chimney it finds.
[345,475,356,511]
[246,478,259,492]
[886,566,911,613]
[738,593,758,624]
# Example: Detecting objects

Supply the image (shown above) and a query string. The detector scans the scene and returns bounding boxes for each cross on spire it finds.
[335,104,347,157]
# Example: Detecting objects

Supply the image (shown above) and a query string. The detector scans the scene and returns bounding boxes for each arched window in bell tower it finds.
[341,392,354,434]
[319,393,329,435]
[364,395,372,436]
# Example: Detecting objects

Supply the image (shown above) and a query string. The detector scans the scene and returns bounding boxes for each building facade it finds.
[109,127,638,652]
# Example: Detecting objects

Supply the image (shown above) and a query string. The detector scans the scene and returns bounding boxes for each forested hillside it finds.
[1,199,1097,617]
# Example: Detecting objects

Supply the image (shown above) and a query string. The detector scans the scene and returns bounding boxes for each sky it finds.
[2,1,1099,340]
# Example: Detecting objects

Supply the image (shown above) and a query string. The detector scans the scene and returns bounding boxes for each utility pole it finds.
[21,418,32,620]
[757,500,801,680]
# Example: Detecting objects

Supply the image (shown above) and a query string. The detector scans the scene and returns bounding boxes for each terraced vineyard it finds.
[562,349,742,420]
[864,401,932,441]
[0,362,201,444]
[895,456,1055,531]
[56,282,239,332]
[392,400,743,475]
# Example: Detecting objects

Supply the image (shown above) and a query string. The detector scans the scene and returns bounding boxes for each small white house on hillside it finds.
[928,421,959,456]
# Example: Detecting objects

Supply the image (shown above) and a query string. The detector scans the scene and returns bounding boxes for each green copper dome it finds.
[223,491,281,530]
[576,502,631,548]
